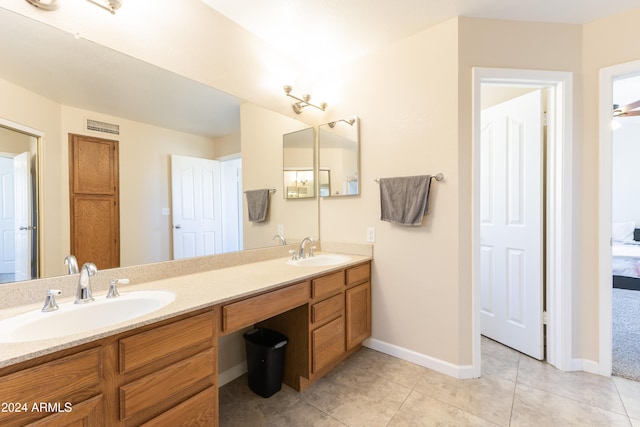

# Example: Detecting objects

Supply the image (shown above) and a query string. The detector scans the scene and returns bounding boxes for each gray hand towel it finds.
[246,189,270,222]
[379,175,432,226]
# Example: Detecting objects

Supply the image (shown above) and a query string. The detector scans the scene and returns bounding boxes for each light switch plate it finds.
[161,208,170,216]
[366,227,376,242]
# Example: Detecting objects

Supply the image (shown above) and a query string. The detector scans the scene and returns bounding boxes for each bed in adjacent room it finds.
[612,222,640,291]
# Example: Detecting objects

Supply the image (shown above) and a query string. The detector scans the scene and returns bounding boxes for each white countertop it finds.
[0,253,370,369]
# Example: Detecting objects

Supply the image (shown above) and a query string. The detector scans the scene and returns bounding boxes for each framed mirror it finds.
[318,117,360,197]
[283,127,316,199]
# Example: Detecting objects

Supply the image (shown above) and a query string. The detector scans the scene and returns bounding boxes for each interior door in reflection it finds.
[69,134,120,269]
[171,155,222,259]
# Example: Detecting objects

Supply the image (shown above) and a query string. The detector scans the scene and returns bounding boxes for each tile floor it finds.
[219,338,640,426]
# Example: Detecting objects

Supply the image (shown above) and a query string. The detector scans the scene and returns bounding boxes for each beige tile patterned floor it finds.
[219,338,640,426]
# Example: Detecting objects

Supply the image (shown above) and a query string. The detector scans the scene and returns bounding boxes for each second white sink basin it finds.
[287,254,351,267]
[0,290,176,343]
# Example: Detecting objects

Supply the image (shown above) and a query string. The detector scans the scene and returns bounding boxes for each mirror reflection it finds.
[318,117,360,197]
[283,127,316,199]
[0,125,39,283]
[0,8,319,283]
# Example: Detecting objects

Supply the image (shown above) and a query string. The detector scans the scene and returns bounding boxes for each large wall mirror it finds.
[0,7,318,284]
[283,127,316,199]
[318,117,360,197]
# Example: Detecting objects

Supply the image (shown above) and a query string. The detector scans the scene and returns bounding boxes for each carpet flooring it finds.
[612,288,640,381]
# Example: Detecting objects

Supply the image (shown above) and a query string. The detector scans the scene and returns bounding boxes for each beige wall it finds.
[319,18,463,364]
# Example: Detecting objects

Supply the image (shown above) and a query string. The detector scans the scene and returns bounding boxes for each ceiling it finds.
[202,0,640,68]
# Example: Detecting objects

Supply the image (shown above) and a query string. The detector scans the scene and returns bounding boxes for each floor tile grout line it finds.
[611,376,633,422]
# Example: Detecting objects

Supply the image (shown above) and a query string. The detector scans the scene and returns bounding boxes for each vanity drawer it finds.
[140,386,216,427]
[346,262,370,286]
[119,348,215,422]
[119,312,215,374]
[0,348,101,426]
[311,293,344,325]
[222,281,310,332]
[312,316,345,373]
[312,271,344,299]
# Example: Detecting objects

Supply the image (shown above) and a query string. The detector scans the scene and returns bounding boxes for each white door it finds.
[480,90,544,359]
[0,157,15,274]
[14,152,31,281]
[171,155,222,259]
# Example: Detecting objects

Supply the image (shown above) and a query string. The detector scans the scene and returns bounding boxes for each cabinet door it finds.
[28,395,103,426]
[311,316,345,373]
[346,282,371,350]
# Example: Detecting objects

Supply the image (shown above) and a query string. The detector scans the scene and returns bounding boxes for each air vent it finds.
[86,119,120,135]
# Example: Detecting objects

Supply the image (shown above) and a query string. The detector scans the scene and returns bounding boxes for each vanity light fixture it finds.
[26,0,122,14]
[283,85,327,115]
[87,0,122,14]
[25,0,60,11]
[328,118,356,128]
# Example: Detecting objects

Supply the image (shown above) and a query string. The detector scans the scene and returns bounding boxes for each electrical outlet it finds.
[366,227,376,242]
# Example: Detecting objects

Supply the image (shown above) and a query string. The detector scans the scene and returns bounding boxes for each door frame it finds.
[597,59,640,376]
[472,67,574,377]
[0,117,42,280]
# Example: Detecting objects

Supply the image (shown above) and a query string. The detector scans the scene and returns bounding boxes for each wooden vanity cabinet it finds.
[116,310,217,426]
[345,262,372,350]
[0,308,218,427]
[0,347,103,427]
[256,261,372,392]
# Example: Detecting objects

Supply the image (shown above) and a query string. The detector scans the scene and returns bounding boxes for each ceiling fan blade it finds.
[618,99,640,113]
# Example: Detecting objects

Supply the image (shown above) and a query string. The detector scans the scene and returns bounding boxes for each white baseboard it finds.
[364,338,475,379]
[218,362,247,388]
[569,358,601,375]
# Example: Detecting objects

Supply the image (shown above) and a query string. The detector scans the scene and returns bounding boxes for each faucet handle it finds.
[107,279,129,298]
[42,289,61,312]
[288,249,298,261]
[310,245,316,257]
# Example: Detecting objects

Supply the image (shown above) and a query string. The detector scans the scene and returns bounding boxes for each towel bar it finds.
[244,188,277,193]
[374,173,444,183]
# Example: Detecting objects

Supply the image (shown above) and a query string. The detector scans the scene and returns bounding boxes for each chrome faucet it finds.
[299,237,314,259]
[64,255,79,275]
[75,263,97,304]
[41,289,61,312]
[273,234,287,245]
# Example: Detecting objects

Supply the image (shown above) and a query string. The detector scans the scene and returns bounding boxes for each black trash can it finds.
[243,328,288,398]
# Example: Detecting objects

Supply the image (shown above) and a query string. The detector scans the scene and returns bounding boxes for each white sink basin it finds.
[0,290,175,343]
[287,254,351,267]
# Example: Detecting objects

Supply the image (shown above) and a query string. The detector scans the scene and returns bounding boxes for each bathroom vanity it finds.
[0,252,371,426]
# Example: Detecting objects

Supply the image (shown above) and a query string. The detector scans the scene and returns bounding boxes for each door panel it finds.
[171,155,222,259]
[69,134,120,269]
[480,90,544,360]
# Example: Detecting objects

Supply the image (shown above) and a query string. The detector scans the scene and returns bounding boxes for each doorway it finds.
[479,88,546,361]
[472,68,574,377]
[0,119,41,283]
[598,60,640,379]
